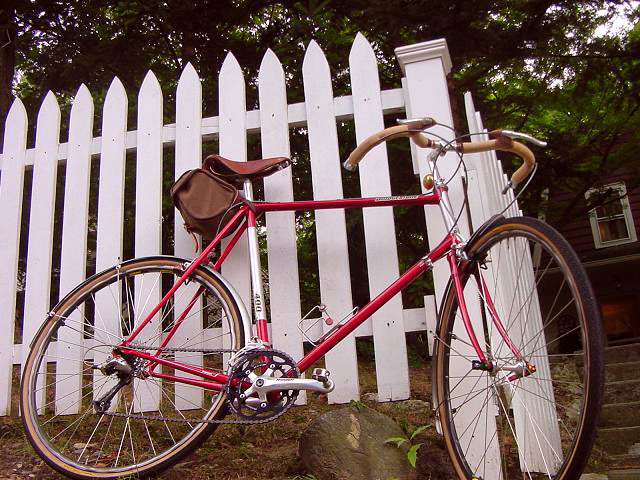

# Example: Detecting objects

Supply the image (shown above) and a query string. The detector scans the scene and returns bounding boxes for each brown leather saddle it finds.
[204,154,291,187]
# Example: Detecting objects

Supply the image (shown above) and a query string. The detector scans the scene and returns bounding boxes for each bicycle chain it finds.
[101,406,289,425]
[101,345,288,425]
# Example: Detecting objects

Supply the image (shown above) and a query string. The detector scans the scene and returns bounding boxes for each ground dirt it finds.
[0,339,614,479]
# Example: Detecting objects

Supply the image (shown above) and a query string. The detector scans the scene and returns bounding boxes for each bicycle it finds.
[20,117,604,480]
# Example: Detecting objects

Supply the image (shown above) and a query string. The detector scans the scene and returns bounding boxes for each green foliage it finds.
[406,443,423,468]
[2,0,639,310]
[349,399,366,412]
[384,423,433,468]
[384,436,408,448]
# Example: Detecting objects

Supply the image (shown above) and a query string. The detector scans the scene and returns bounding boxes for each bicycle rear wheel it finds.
[21,256,246,479]
[434,217,603,480]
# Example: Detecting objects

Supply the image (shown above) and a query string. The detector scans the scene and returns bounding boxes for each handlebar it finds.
[343,119,545,191]
[460,132,536,189]
[342,118,436,171]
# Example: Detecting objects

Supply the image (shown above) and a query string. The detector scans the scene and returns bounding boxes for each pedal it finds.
[312,368,331,387]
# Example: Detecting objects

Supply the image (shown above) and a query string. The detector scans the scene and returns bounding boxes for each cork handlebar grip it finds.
[461,136,536,189]
[343,121,434,171]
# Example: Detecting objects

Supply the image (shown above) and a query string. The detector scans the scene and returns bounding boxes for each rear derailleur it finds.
[91,349,145,414]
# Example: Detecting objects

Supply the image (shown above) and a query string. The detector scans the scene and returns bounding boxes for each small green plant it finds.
[384,424,433,468]
[349,399,366,412]
[293,474,318,480]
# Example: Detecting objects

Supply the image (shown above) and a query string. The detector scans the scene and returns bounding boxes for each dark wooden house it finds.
[551,175,640,345]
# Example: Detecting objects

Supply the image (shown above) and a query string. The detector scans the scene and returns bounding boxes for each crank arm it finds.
[243,377,334,399]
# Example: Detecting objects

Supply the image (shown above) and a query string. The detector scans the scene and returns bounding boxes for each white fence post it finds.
[396,40,502,477]
[0,34,532,416]
[0,98,28,415]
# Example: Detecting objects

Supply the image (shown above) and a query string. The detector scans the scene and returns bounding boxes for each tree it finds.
[2,0,638,307]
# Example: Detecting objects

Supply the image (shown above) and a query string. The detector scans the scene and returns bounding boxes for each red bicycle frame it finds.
[119,184,510,391]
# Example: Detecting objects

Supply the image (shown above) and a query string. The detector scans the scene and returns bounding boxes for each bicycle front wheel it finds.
[435,217,603,480]
[21,256,246,479]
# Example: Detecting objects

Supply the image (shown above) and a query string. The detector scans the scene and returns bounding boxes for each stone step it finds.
[609,453,640,470]
[606,361,640,383]
[608,469,640,480]
[605,344,640,364]
[604,379,640,404]
[600,402,640,428]
[597,426,640,455]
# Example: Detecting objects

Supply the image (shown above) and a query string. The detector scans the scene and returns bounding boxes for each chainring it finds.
[225,349,299,422]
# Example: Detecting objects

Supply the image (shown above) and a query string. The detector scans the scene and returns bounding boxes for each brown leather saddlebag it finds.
[170,166,239,239]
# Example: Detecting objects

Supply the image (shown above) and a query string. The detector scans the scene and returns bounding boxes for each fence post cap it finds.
[395,38,452,75]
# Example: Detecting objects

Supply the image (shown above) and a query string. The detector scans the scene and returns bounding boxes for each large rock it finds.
[298,405,412,480]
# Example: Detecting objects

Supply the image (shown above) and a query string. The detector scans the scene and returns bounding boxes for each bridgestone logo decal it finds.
[374,195,419,201]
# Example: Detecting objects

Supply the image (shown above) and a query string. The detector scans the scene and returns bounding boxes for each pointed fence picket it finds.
[92,78,128,410]
[350,33,410,401]
[55,84,94,415]
[219,53,251,315]
[0,99,28,415]
[0,37,556,474]
[303,40,360,403]
[22,92,61,413]
[133,71,164,413]
[258,49,307,403]
[173,63,204,409]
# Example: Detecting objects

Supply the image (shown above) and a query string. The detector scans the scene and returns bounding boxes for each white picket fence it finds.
[0,32,562,475]
[0,33,441,412]
[0,33,561,472]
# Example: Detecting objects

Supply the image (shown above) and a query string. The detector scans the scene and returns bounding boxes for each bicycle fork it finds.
[428,146,535,379]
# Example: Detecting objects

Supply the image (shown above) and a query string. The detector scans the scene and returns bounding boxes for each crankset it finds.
[225,349,300,421]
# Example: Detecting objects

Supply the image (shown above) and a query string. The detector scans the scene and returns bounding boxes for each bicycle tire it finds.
[434,216,604,480]
[21,256,246,479]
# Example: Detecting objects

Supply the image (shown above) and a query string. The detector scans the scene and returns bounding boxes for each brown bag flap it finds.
[170,169,238,220]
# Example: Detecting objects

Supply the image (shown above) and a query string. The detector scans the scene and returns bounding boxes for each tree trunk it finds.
[0,5,16,150]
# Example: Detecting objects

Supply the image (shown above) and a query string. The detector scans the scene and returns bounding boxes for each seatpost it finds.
[243,179,269,341]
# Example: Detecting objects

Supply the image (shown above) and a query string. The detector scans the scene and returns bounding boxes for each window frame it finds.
[585,182,637,249]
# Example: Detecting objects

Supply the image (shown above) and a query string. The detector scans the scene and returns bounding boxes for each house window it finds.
[586,182,637,249]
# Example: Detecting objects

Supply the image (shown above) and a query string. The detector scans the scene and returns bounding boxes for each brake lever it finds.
[499,130,547,147]
[396,117,437,128]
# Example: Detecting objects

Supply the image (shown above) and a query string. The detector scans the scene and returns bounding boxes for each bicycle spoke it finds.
[77,414,105,463]
[491,381,535,480]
